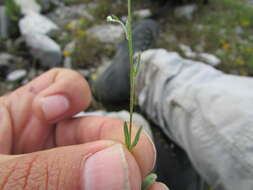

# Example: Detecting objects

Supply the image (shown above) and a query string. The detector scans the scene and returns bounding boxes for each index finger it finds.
[56,116,156,178]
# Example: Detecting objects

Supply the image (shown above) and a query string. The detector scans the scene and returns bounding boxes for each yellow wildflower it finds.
[240,20,250,27]
[63,51,71,57]
[222,43,229,51]
[76,29,86,36]
[66,23,76,30]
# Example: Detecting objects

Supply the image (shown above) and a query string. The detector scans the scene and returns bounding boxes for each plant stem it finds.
[127,0,135,147]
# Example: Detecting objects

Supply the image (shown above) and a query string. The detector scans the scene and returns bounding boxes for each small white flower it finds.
[106,16,114,22]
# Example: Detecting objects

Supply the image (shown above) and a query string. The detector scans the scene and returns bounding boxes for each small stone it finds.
[24,33,62,67]
[235,26,243,35]
[7,69,27,81]
[19,12,59,36]
[195,24,204,31]
[87,24,124,43]
[174,4,198,20]
[78,69,90,77]
[219,29,226,35]
[179,44,197,58]
[198,53,221,66]
[0,53,15,64]
[166,34,177,43]
[134,9,152,19]
[195,41,205,52]
[15,0,41,15]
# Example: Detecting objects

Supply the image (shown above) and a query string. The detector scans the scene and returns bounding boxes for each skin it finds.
[0,68,169,190]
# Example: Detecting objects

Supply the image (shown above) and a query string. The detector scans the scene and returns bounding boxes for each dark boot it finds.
[92,19,159,105]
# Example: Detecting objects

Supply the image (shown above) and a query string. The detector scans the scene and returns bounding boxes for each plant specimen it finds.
[106,1,143,152]
[107,0,157,189]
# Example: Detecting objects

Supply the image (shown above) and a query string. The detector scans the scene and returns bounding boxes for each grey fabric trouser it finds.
[137,49,253,190]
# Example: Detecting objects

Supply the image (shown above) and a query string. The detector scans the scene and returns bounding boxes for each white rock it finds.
[174,4,198,20]
[199,53,221,66]
[47,4,94,28]
[78,69,90,77]
[19,12,59,36]
[0,53,15,64]
[195,24,204,31]
[87,24,124,43]
[179,44,197,58]
[15,0,41,15]
[7,70,27,81]
[134,9,152,19]
[24,33,62,67]
[235,26,243,35]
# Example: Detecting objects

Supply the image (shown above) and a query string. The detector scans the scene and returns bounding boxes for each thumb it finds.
[0,141,142,190]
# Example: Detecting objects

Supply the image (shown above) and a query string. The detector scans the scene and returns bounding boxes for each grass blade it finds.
[130,126,143,150]
[134,52,142,75]
[124,122,131,149]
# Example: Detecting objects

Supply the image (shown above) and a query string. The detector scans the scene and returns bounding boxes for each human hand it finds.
[0,69,168,190]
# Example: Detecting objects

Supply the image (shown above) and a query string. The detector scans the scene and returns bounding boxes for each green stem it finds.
[127,0,134,147]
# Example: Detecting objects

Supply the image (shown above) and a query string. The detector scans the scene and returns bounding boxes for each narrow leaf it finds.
[124,122,131,149]
[134,51,142,75]
[141,173,157,190]
[125,19,130,40]
[130,126,143,149]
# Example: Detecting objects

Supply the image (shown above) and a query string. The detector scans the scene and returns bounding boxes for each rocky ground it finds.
[0,0,253,189]
[0,0,252,95]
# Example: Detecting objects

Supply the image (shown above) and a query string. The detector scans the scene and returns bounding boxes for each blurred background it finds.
[0,0,253,96]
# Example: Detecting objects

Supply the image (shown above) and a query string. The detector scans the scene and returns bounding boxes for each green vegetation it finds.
[60,16,115,69]
[92,0,127,20]
[5,0,21,21]
[63,0,92,6]
[61,0,146,72]
[157,0,253,76]
[72,33,114,68]
[106,0,143,152]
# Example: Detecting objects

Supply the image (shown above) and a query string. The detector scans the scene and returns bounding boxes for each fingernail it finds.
[83,144,130,190]
[40,95,69,121]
